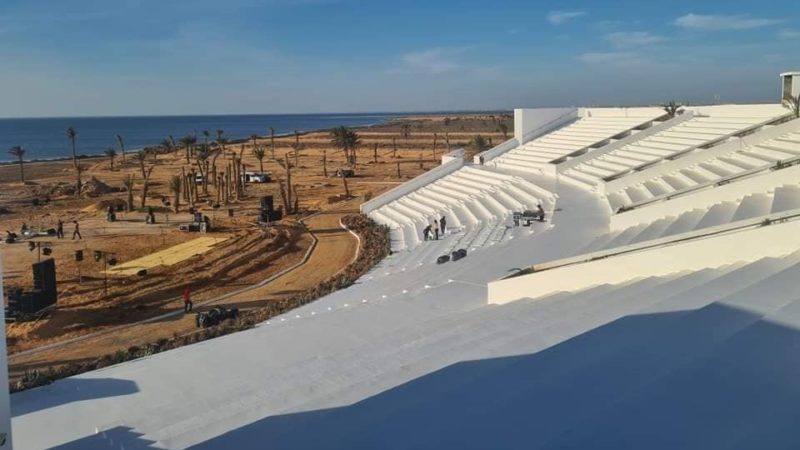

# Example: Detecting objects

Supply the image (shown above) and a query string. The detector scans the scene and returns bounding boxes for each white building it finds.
[10,74,800,449]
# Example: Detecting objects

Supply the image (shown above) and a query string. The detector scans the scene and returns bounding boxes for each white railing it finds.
[360,156,465,214]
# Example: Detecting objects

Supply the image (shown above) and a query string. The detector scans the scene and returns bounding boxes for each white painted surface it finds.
[488,217,800,304]
[12,101,800,450]
[441,147,465,165]
[610,163,800,230]
[0,260,11,450]
[514,107,577,144]
[360,157,463,214]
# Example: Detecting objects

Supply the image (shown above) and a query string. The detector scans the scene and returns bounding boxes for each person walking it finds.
[183,287,193,313]
[71,220,82,240]
[433,220,440,240]
[56,219,64,239]
[440,215,447,235]
[422,224,432,241]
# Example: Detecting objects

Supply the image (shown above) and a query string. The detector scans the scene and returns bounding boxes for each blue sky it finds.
[1,0,798,117]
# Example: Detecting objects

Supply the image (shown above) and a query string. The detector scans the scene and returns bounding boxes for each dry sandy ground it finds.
[1,114,512,377]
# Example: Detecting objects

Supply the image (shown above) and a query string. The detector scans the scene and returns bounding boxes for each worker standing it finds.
[183,287,193,313]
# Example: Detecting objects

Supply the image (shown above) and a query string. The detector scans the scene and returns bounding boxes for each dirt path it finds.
[8,204,360,380]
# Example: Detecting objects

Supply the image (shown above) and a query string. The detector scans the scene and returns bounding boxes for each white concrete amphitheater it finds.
[10,72,800,449]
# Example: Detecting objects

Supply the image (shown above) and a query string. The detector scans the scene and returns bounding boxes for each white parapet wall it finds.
[473,138,518,164]
[487,216,800,305]
[442,147,465,165]
[514,107,578,145]
[360,156,464,214]
[609,163,800,231]
[0,259,12,449]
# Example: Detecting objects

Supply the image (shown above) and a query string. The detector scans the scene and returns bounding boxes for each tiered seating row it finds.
[565,114,786,189]
[606,128,800,212]
[368,166,554,253]
[488,114,663,173]
[586,182,800,254]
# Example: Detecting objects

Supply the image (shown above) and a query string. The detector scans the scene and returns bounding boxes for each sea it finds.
[0,113,417,163]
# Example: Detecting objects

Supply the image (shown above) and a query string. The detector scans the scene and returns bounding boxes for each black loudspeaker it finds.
[260,196,274,212]
[75,250,83,261]
[451,248,467,261]
[31,258,57,308]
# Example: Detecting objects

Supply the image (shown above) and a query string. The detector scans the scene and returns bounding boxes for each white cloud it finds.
[577,52,640,65]
[401,48,462,75]
[779,29,800,39]
[547,10,586,25]
[674,13,782,30]
[605,31,666,48]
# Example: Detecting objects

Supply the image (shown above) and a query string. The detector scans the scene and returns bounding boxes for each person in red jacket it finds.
[183,287,193,313]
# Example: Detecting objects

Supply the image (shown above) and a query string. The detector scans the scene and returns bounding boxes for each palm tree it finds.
[203,130,210,146]
[469,135,490,152]
[160,138,173,153]
[66,127,78,168]
[8,146,25,182]
[784,93,800,118]
[75,164,85,196]
[116,134,126,162]
[269,127,276,159]
[330,126,361,165]
[499,123,509,139]
[169,175,182,213]
[135,150,148,179]
[104,148,117,170]
[252,146,266,174]
[250,134,259,149]
[122,174,135,211]
[400,123,411,140]
[662,101,683,118]
[179,135,195,164]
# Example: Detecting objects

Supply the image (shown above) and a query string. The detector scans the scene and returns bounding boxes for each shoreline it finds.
[0,111,511,165]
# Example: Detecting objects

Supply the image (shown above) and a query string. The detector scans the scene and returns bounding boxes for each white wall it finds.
[0,259,12,449]
[473,138,517,164]
[442,148,465,165]
[360,157,464,214]
[783,73,800,101]
[488,217,800,305]
[514,108,577,145]
[578,106,664,118]
[609,163,800,231]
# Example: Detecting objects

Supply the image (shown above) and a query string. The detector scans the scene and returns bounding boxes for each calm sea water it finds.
[0,113,409,163]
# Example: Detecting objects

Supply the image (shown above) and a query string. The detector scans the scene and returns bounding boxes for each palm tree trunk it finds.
[342,174,350,198]
[17,157,24,183]
[285,158,292,213]
[323,150,328,177]
[71,140,77,169]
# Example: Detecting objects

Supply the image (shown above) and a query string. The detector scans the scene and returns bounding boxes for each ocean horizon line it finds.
[0,109,512,121]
